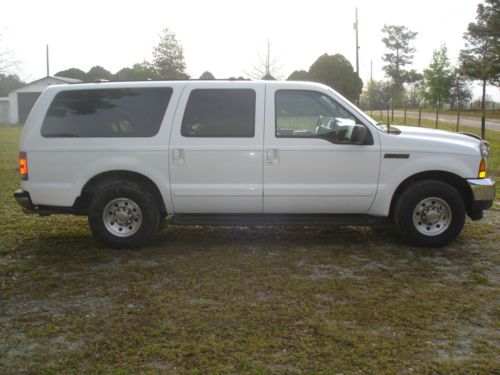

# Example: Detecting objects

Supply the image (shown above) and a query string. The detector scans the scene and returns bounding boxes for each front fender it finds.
[368,152,479,217]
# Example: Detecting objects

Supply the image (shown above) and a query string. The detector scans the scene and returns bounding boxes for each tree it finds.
[152,28,188,80]
[360,79,392,110]
[199,71,215,80]
[0,33,18,74]
[421,45,453,109]
[381,25,419,107]
[262,73,275,80]
[55,68,86,81]
[460,0,499,112]
[114,62,159,81]
[405,81,423,108]
[449,68,472,110]
[86,66,113,81]
[0,73,24,96]
[308,53,362,102]
[287,70,309,81]
[249,39,281,80]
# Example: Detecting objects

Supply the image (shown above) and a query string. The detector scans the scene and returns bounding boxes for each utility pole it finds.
[370,60,373,82]
[46,45,50,77]
[354,6,360,105]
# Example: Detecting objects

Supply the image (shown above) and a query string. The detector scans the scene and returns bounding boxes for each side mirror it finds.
[351,125,368,145]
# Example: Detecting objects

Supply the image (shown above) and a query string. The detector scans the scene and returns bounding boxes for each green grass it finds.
[0,125,499,374]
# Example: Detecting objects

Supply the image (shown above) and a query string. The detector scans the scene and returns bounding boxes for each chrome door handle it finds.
[266,149,278,165]
[172,148,184,164]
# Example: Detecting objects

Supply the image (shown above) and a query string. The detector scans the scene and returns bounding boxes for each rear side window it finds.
[41,87,173,138]
[181,89,255,137]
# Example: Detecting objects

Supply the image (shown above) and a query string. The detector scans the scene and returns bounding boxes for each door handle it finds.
[172,148,184,164]
[266,149,279,165]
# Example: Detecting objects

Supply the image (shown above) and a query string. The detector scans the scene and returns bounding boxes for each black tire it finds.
[88,181,160,248]
[394,180,465,247]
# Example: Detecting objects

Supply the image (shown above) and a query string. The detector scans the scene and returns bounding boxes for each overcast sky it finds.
[2,0,498,100]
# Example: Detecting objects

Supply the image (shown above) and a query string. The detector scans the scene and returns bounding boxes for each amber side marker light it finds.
[478,159,486,179]
[19,152,28,180]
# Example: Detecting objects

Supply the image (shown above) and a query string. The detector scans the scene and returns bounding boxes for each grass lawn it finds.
[0,125,499,374]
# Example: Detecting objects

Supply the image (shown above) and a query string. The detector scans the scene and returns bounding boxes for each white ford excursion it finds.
[14,81,495,248]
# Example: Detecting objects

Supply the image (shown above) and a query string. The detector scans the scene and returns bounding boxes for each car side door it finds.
[169,83,264,213]
[263,84,381,214]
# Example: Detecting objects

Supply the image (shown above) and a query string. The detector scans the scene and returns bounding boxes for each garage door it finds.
[18,92,41,124]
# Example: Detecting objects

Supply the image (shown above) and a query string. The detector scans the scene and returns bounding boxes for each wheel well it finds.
[75,171,166,215]
[389,171,473,217]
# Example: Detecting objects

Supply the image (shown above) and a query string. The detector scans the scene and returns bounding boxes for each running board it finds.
[169,214,378,226]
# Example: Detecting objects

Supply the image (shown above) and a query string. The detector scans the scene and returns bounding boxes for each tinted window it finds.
[181,89,255,137]
[41,88,172,138]
[276,90,366,143]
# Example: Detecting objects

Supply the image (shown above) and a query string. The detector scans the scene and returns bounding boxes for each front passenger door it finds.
[263,87,381,214]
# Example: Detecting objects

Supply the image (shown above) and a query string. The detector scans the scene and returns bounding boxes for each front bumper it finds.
[466,177,496,219]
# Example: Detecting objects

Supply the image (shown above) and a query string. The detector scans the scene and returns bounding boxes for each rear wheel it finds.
[88,181,160,248]
[394,180,465,247]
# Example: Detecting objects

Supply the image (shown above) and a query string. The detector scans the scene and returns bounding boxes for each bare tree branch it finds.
[0,31,19,74]
[247,38,282,80]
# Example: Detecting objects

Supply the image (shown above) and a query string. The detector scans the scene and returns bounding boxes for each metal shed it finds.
[0,97,9,124]
[8,76,81,124]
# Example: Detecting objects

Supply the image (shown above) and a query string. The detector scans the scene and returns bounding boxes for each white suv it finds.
[14,80,496,248]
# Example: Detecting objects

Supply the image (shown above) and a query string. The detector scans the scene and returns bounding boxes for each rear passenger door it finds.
[169,83,264,213]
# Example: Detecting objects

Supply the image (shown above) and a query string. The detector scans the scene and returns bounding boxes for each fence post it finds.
[418,107,422,127]
[404,104,407,124]
[456,111,460,132]
[481,112,486,139]
[435,107,439,129]
[391,98,394,122]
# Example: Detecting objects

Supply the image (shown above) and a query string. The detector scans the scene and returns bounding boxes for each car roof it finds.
[43,80,329,93]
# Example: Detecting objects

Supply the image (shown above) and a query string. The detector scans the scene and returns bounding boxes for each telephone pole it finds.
[354,7,360,104]
[46,45,50,77]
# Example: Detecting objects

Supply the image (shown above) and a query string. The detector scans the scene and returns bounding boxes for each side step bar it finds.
[169,214,379,227]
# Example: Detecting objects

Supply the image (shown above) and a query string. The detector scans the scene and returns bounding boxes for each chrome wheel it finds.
[412,197,452,236]
[103,198,142,237]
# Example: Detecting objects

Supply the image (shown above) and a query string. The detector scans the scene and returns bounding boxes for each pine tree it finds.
[460,0,499,110]
[152,28,188,80]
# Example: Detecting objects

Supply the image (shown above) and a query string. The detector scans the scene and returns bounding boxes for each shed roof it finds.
[11,76,82,94]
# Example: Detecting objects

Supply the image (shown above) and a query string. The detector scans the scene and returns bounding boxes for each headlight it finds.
[480,141,490,160]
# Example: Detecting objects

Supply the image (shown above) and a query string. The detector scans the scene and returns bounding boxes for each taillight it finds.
[478,159,486,179]
[19,152,28,180]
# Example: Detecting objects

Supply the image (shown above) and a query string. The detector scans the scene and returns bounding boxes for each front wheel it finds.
[88,181,160,248]
[394,180,465,247]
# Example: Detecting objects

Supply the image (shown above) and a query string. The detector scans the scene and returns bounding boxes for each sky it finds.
[2,0,498,100]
